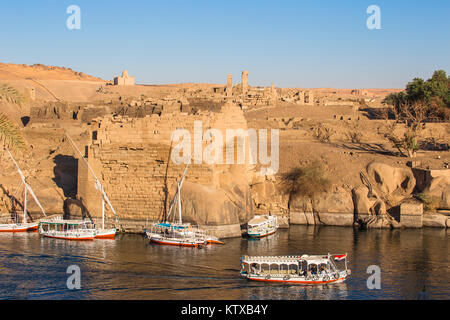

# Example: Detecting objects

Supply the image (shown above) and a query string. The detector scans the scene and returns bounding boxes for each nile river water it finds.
[0,226,448,300]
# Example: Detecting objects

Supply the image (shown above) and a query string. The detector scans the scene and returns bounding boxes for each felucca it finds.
[0,147,47,232]
[145,161,223,247]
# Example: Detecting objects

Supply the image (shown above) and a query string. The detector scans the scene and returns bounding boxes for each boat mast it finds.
[165,119,211,223]
[64,130,120,226]
[177,181,182,224]
[166,160,190,222]
[5,147,47,218]
[23,183,27,223]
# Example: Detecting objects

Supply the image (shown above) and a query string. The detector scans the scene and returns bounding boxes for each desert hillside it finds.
[0,62,104,81]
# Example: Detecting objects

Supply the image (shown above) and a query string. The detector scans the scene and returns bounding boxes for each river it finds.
[0,226,448,300]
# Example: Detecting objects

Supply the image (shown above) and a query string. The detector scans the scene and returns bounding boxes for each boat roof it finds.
[154,222,191,230]
[241,255,332,265]
[40,218,93,225]
[248,215,274,226]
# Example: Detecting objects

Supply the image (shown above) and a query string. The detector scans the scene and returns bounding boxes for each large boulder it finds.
[179,181,252,226]
[289,187,354,226]
[421,170,450,210]
[250,175,289,226]
[366,162,416,205]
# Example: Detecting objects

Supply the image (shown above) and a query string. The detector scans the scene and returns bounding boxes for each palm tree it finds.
[0,83,26,151]
[0,113,26,150]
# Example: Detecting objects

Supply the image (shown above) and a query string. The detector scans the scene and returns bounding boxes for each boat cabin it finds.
[241,254,343,277]
[39,218,95,232]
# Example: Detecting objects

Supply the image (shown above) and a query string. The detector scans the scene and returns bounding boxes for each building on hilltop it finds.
[114,69,135,86]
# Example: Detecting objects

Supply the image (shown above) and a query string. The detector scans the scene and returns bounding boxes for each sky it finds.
[0,0,449,88]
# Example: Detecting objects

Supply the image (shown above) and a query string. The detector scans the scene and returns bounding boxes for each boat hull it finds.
[244,275,347,285]
[247,228,277,238]
[148,234,205,247]
[94,228,117,239]
[206,239,225,245]
[0,222,39,233]
[41,233,95,241]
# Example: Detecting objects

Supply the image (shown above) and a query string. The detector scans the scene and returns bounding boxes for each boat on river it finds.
[247,214,278,238]
[0,147,47,232]
[145,158,224,247]
[39,216,96,241]
[240,253,351,285]
[146,223,207,247]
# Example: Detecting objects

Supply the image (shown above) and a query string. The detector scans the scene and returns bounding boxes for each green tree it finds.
[0,84,26,151]
[383,70,450,120]
[279,162,331,207]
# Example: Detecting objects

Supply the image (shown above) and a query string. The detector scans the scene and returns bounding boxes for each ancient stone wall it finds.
[77,102,255,235]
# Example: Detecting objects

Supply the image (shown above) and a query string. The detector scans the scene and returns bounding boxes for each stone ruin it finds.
[76,101,257,237]
[280,90,315,105]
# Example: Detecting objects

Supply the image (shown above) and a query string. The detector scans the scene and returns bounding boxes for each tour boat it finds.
[146,223,207,247]
[247,214,278,238]
[65,131,119,239]
[0,147,47,232]
[240,254,351,285]
[39,216,96,241]
[146,159,224,247]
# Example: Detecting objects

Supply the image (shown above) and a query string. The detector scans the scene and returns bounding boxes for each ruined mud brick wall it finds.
[78,103,253,231]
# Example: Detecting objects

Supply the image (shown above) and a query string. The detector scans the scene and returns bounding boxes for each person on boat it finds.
[320,266,327,277]
[311,265,317,275]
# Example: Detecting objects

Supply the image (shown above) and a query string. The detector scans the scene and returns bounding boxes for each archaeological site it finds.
[0,62,449,238]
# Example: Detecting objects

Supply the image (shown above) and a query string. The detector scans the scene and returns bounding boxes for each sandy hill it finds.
[0,62,104,81]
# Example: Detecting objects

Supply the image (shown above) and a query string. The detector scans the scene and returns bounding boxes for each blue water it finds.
[0,226,448,300]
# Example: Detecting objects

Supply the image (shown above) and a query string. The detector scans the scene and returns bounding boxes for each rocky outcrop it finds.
[365,162,416,206]
[423,213,449,228]
[250,174,289,227]
[352,162,416,229]
[180,179,252,226]
[413,168,450,210]
[289,186,354,226]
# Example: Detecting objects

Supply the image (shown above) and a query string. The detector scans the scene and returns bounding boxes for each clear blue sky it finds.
[0,0,449,88]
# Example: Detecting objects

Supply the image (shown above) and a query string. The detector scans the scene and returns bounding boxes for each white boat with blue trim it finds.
[247,214,278,238]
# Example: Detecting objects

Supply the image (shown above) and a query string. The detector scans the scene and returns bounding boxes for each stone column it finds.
[227,74,233,97]
[242,71,249,95]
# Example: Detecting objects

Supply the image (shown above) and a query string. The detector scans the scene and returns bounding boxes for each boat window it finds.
[249,263,258,274]
[261,263,270,273]
[280,264,290,275]
[270,264,279,274]
[289,264,299,275]
[308,264,318,275]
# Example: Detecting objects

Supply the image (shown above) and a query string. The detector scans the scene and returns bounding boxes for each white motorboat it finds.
[39,216,96,241]
[247,214,278,238]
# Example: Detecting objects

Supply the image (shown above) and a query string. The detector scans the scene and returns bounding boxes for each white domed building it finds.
[114,69,135,86]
